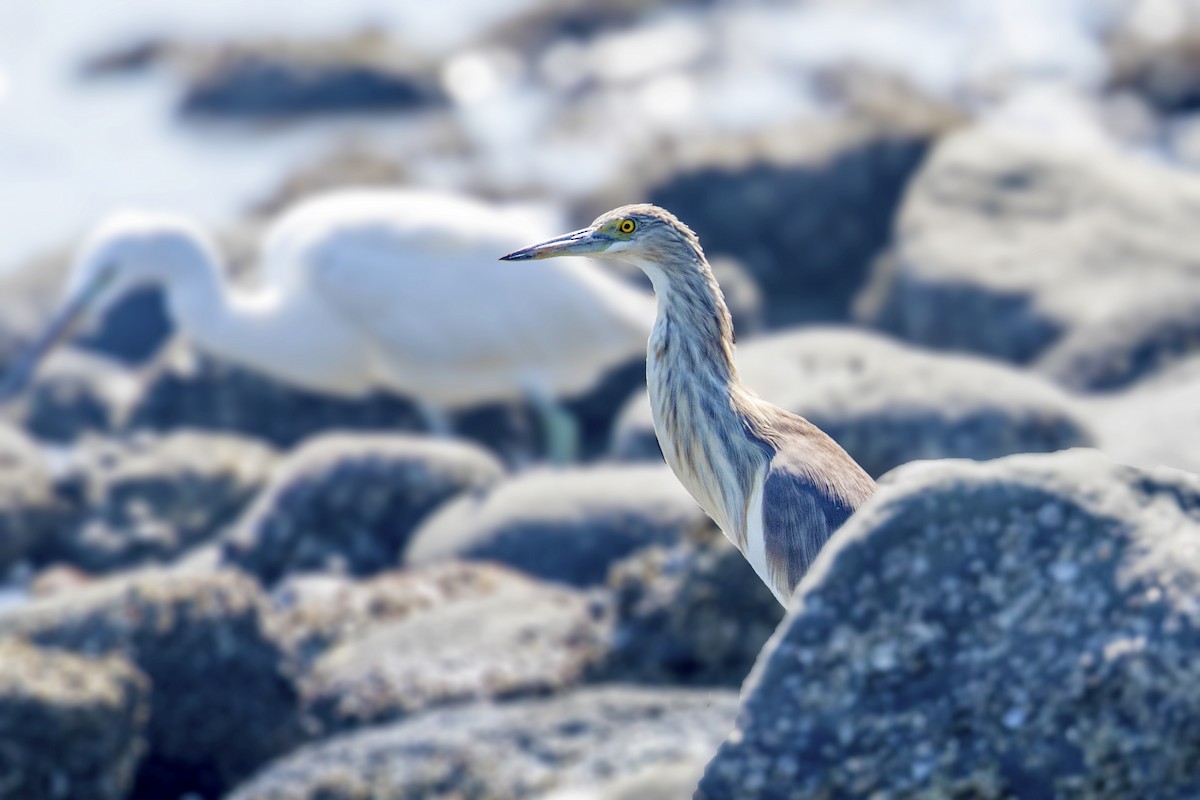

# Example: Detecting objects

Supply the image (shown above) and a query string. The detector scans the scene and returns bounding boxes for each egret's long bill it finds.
[0,267,113,402]
[499,228,611,261]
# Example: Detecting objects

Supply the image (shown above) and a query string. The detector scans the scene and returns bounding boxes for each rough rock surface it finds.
[601,523,783,686]
[227,686,738,800]
[857,127,1200,363]
[405,465,706,586]
[39,431,278,573]
[699,449,1200,799]
[0,424,57,571]
[12,348,136,442]
[293,565,612,732]
[0,569,304,799]
[614,328,1093,477]
[0,638,150,800]
[223,434,504,584]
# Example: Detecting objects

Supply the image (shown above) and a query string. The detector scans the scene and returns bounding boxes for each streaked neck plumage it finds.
[635,243,767,549]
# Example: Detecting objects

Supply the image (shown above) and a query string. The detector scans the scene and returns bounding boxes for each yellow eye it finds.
[617,218,636,235]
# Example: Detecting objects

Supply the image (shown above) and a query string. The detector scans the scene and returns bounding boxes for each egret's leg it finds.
[416,402,453,437]
[526,389,579,465]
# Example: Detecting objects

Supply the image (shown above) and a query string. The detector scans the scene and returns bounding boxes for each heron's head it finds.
[0,212,213,401]
[500,204,705,288]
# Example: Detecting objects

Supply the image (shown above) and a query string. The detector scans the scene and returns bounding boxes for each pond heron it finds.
[502,204,876,604]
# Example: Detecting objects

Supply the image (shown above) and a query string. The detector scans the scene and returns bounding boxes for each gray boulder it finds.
[857,127,1200,363]
[405,465,706,586]
[0,638,149,800]
[39,431,278,573]
[291,564,611,733]
[227,686,738,800]
[601,523,783,686]
[0,424,56,571]
[0,568,304,799]
[8,347,137,441]
[222,434,504,584]
[614,328,1093,477]
[698,449,1200,799]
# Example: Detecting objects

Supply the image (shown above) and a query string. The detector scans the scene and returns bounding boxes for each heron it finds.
[0,190,656,461]
[502,205,876,605]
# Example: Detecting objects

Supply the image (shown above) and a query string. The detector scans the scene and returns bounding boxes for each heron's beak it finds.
[0,268,112,403]
[500,228,611,261]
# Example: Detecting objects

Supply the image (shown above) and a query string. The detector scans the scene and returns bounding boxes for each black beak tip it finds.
[499,251,526,262]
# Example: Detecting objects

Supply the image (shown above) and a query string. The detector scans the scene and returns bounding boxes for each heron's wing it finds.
[759,410,876,598]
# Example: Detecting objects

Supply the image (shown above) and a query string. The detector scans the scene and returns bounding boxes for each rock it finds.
[1034,285,1200,392]
[293,565,612,733]
[698,449,1200,799]
[37,431,279,573]
[0,425,57,572]
[1081,357,1200,476]
[614,327,1094,477]
[0,569,304,799]
[857,127,1200,363]
[1107,7,1200,114]
[178,33,441,117]
[222,434,504,585]
[227,686,737,800]
[9,347,137,442]
[0,638,150,800]
[601,523,783,686]
[127,346,546,459]
[405,465,706,586]
[535,760,710,800]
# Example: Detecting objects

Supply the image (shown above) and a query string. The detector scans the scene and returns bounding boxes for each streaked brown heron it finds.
[502,204,876,605]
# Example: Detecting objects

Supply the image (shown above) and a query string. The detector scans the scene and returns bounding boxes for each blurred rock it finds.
[1082,357,1200,476]
[227,686,737,800]
[14,348,136,441]
[0,638,149,800]
[222,434,504,585]
[293,564,611,733]
[1108,8,1200,114]
[178,32,441,117]
[1034,285,1200,392]
[698,449,1200,799]
[614,328,1094,477]
[535,760,710,800]
[857,127,1200,363]
[0,424,57,571]
[0,569,304,799]
[250,146,411,217]
[37,431,278,573]
[601,523,782,686]
[405,465,705,586]
[643,128,933,325]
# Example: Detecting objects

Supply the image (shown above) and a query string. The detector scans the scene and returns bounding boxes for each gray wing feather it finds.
[762,465,857,596]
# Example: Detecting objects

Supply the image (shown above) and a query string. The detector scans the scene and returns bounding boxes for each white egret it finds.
[0,190,656,460]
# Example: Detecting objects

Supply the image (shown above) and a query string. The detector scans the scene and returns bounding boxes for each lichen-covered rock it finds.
[294,564,612,733]
[38,431,278,573]
[601,523,782,686]
[222,434,504,584]
[0,569,304,799]
[614,328,1093,477]
[227,686,737,800]
[698,449,1200,799]
[857,127,1200,363]
[0,638,150,800]
[0,424,58,571]
[405,465,706,586]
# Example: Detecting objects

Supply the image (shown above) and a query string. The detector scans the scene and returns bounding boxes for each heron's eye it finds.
[617,219,637,235]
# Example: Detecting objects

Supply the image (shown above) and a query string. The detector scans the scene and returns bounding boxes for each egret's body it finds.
[503,205,876,604]
[3,190,656,456]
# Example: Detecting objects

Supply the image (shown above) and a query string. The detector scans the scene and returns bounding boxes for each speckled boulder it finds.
[227,686,737,800]
[614,328,1093,477]
[13,348,137,442]
[222,434,504,584]
[698,449,1200,799]
[601,523,782,686]
[0,569,304,799]
[38,431,278,573]
[290,564,611,733]
[0,638,150,800]
[405,465,706,586]
[857,127,1200,363]
[0,424,58,571]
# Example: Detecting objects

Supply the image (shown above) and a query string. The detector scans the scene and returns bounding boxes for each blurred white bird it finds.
[0,189,656,460]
